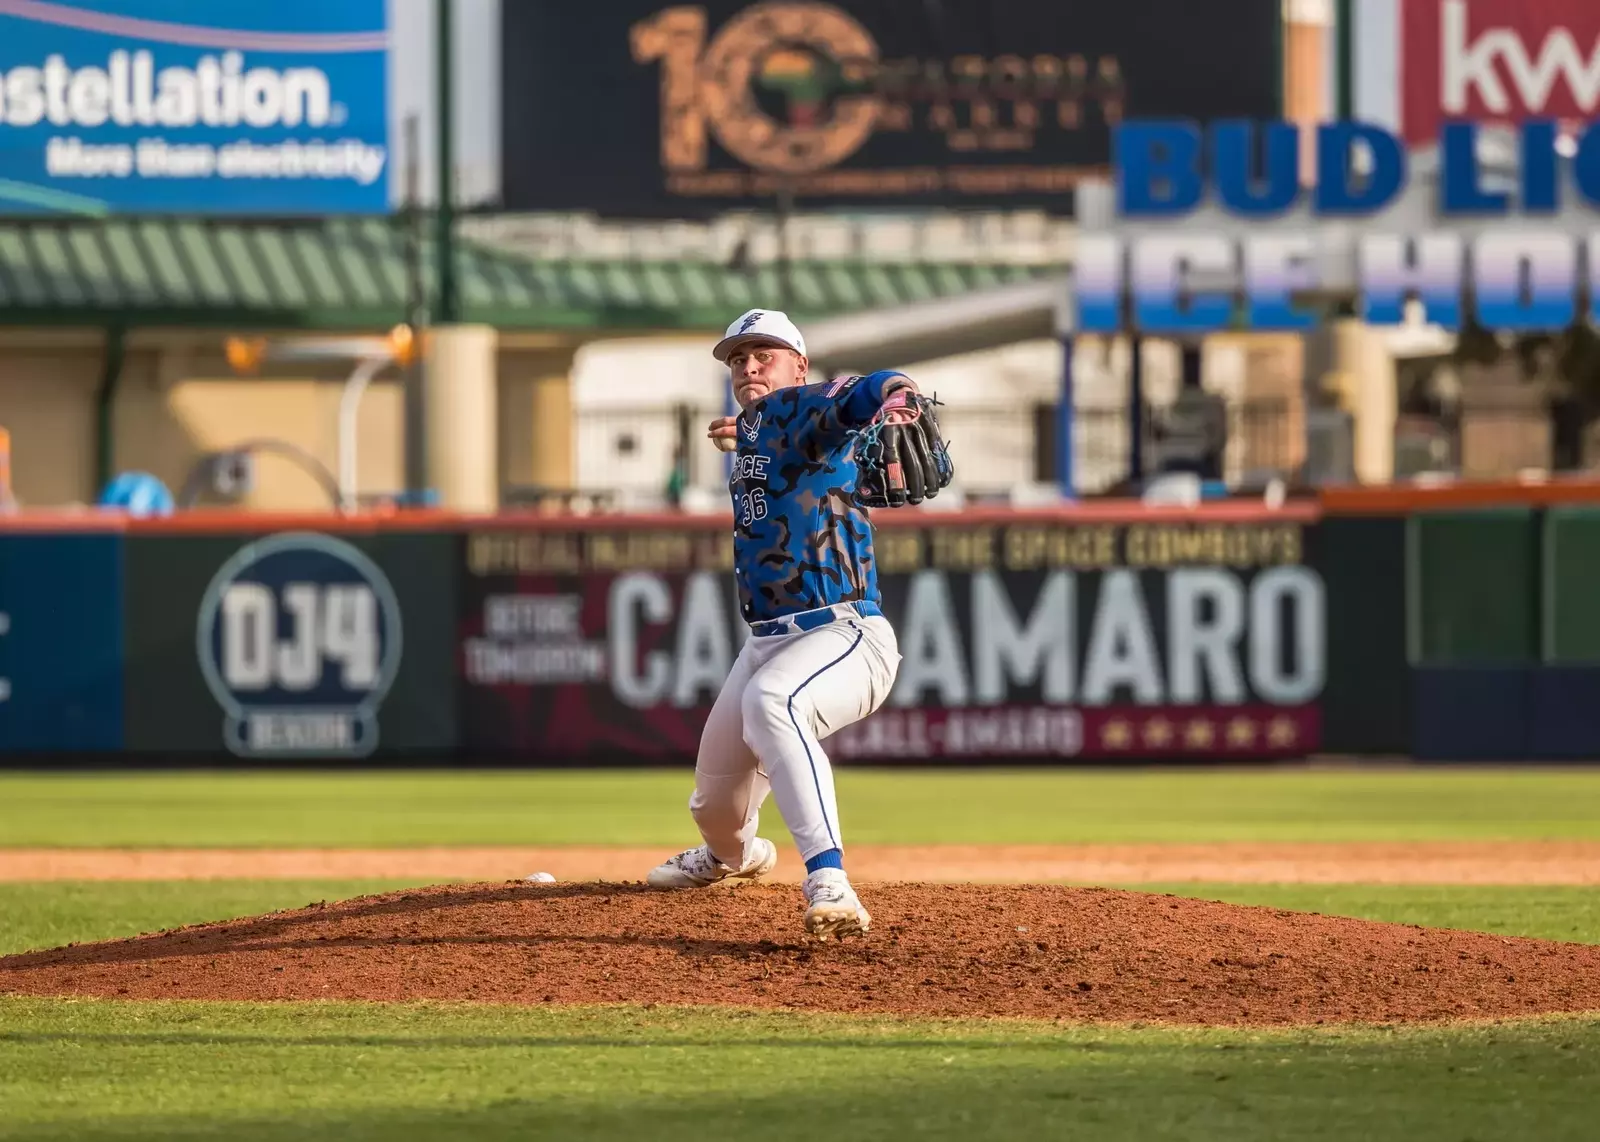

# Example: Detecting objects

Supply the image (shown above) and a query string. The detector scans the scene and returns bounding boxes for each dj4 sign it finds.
[196,532,402,758]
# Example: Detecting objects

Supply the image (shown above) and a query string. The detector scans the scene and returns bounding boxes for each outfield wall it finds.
[1,486,1597,764]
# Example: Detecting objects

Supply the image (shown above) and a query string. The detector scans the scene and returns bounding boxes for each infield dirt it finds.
[5,881,1600,1027]
[7,840,1600,883]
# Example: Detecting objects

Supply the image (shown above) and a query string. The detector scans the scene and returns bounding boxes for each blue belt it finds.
[750,600,883,638]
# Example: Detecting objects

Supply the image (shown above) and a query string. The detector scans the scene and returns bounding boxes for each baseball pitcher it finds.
[648,308,953,938]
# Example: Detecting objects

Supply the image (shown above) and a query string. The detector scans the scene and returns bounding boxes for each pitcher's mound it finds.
[5,882,1600,1025]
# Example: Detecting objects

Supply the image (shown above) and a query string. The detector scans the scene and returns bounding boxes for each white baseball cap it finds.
[712,308,807,363]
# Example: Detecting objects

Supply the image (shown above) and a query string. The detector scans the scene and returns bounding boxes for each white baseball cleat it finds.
[802,868,871,939]
[647,838,778,889]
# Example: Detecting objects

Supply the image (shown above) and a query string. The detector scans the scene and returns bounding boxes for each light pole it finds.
[435,0,458,325]
[224,327,417,512]
[1336,0,1353,121]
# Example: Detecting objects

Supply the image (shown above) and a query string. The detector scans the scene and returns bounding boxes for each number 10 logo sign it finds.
[196,533,403,758]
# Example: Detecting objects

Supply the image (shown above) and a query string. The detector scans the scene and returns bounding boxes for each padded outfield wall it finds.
[0,486,1595,765]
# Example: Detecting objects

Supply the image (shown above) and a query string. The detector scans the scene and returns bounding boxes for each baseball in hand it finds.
[708,415,739,452]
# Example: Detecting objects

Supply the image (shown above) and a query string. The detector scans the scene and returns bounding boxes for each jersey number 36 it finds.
[739,489,768,525]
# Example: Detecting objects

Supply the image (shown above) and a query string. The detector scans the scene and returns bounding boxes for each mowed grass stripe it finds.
[4,880,1600,958]
[5,769,1600,848]
[0,999,1597,1141]
[1132,883,1600,946]
[0,880,427,956]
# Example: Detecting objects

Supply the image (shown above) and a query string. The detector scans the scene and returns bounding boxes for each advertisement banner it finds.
[123,529,455,758]
[1401,0,1600,144]
[499,0,1281,216]
[459,518,1324,763]
[0,0,388,215]
[0,531,124,752]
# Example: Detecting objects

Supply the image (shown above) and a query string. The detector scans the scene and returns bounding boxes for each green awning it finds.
[0,216,1064,331]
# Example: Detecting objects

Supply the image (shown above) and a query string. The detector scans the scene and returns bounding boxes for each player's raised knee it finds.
[739,672,794,737]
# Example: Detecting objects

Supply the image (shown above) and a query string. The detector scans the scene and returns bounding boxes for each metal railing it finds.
[1033,399,1298,494]
[576,405,713,498]
[535,397,1301,507]
[1394,397,1590,480]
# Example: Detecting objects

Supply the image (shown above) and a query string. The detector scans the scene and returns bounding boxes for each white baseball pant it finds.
[689,604,901,866]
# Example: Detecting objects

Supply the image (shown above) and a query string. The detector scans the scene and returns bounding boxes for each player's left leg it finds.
[738,615,900,936]
[648,641,778,888]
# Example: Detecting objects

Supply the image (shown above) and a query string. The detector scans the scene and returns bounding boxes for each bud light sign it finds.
[1078,117,1600,334]
[196,532,403,757]
[0,0,388,215]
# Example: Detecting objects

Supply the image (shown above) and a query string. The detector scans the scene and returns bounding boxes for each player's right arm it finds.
[707,415,738,450]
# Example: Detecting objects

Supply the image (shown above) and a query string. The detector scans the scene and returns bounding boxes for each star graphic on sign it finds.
[1267,716,1299,747]
[1101,719,1134,749]
[1226,716,1257,747]
[1143,716,1174,747]
[1184,719,1215,749]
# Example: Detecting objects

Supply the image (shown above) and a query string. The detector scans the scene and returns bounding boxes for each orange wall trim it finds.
[1320,480,1600,515]
[0,501,1322,534]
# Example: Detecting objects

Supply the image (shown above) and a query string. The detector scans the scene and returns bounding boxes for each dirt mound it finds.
[5,882,1600,1026]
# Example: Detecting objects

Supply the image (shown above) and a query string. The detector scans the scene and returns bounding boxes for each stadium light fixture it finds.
[222,326,419,511]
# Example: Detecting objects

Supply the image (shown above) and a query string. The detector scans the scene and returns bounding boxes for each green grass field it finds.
[5,768,1600,846]
[2,768,1599,1140]
[2,1000,1597,1142]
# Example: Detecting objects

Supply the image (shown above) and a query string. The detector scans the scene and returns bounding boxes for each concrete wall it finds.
[0,344,103,507]
[114,345,406,511]
[0,331,509,510]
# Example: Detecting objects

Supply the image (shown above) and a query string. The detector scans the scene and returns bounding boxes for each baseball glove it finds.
[851,384,955,508]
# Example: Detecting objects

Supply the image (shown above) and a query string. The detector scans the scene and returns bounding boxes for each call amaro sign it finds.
[0,0,388,214]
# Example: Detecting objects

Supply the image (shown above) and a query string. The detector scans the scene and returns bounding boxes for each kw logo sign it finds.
[1405,0,1600,141]
[196,533,402,757]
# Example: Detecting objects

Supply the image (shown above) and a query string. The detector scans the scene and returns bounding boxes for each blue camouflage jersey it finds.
[728,370,904,624]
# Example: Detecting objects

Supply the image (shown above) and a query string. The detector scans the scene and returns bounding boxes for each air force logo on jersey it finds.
[196,533,403,758]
